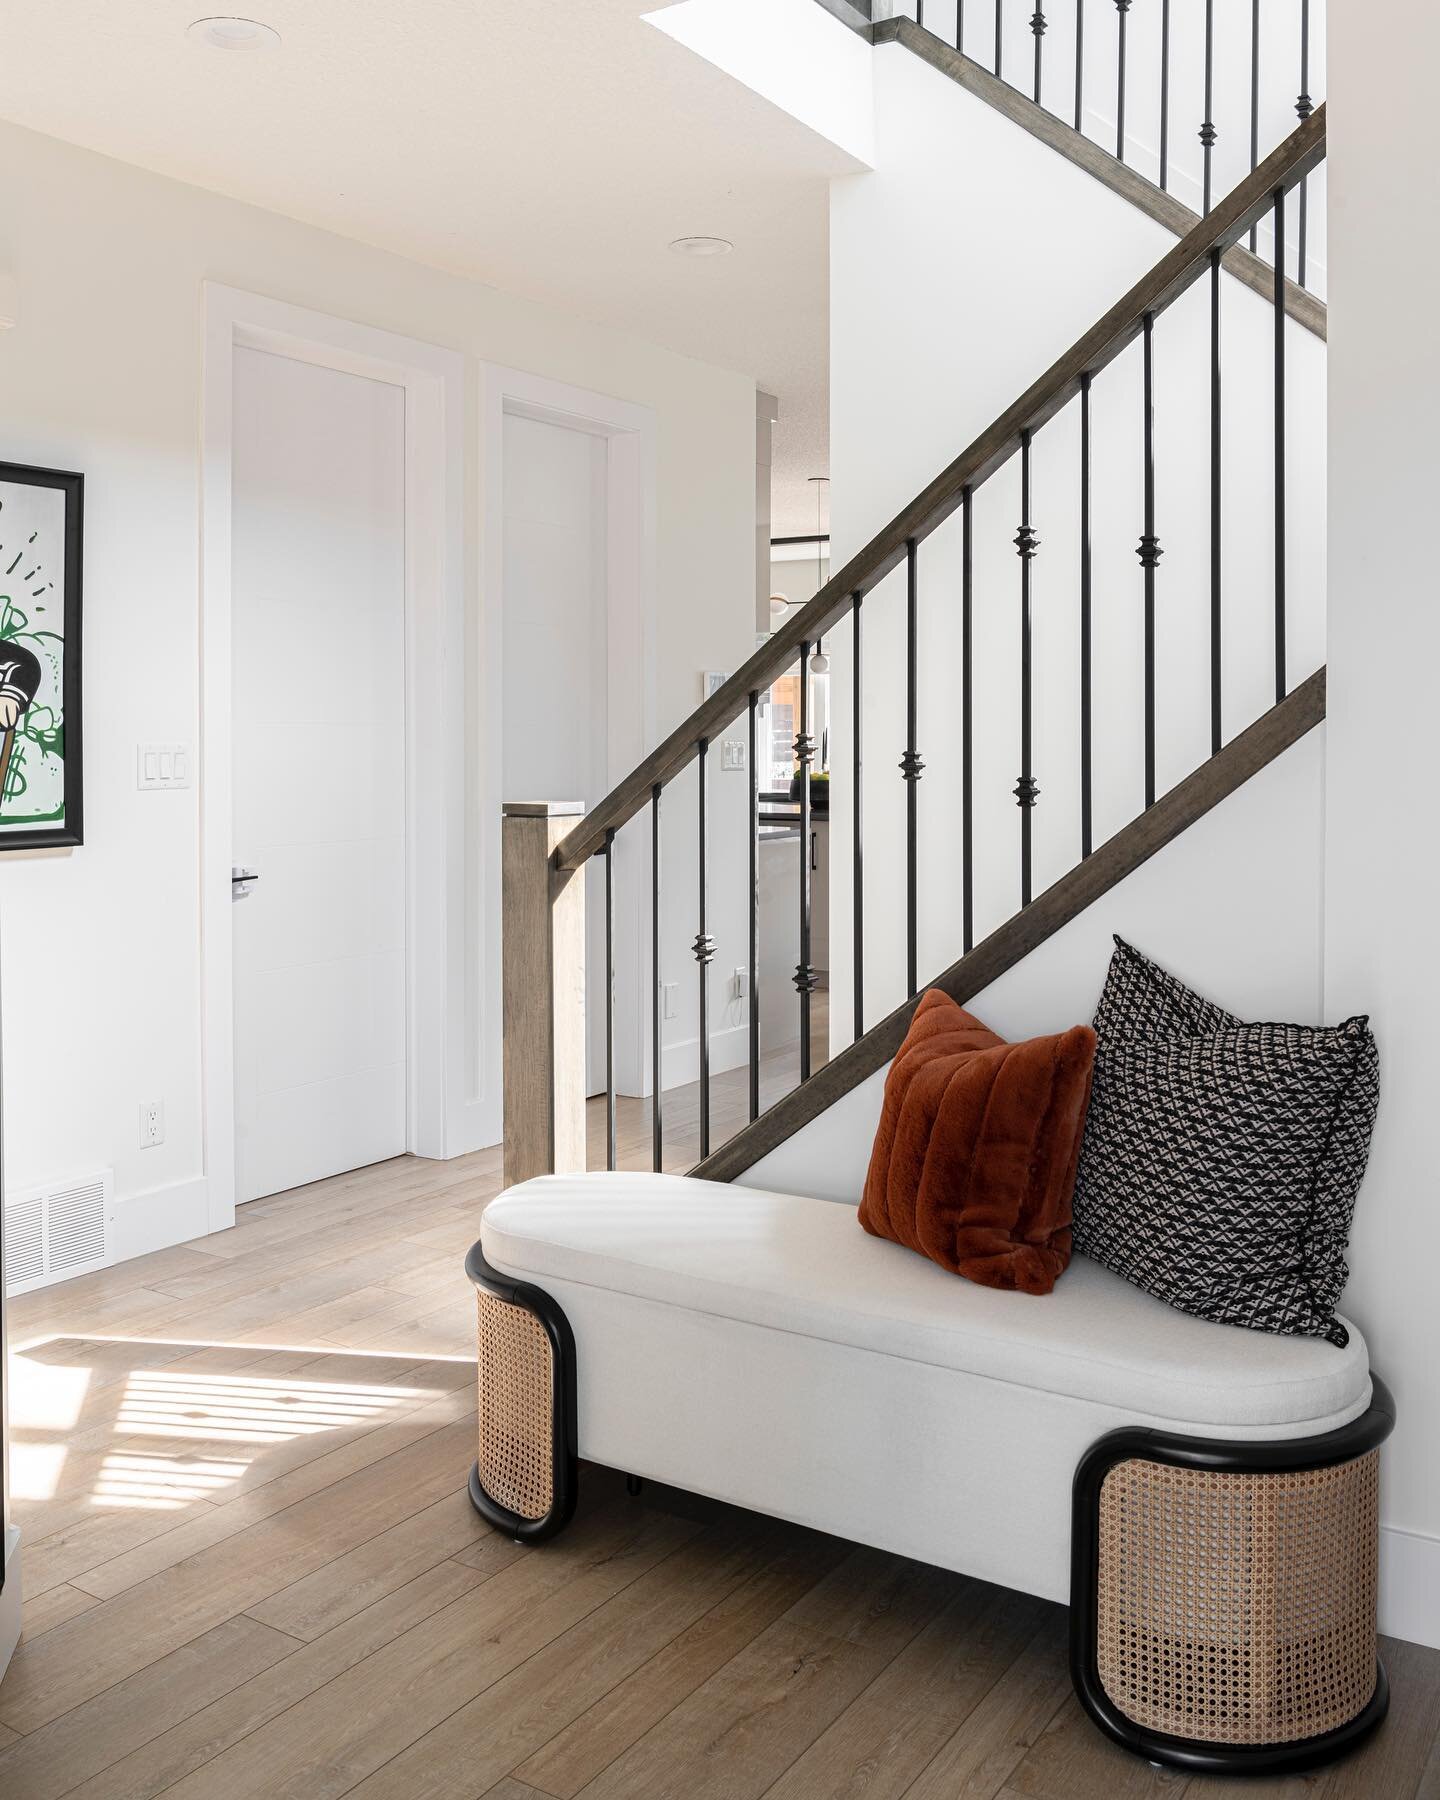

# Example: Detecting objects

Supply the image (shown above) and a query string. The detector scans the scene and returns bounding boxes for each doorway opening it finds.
[201,287,465,1231]
[481,369,657,1114]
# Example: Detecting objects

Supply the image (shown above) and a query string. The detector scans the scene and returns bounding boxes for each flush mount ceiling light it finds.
[668,236,733,259]
[187,16,282,50]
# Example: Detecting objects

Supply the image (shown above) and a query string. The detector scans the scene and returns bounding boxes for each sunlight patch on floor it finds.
[9,1351,91,1433]
[91,1451,252,1510]
[10,1439,69,1502]
[112,1370,427,1447]
[9,1337,457,1517]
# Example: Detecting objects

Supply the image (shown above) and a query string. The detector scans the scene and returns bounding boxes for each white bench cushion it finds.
[483,1171,1370,1434]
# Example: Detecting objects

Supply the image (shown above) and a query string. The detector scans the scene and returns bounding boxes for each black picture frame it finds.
[0,460,84,850]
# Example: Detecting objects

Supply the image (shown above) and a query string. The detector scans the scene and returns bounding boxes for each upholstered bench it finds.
[466,1171,1392,1776]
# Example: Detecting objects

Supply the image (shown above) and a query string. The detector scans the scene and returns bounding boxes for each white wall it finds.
[826,42,1325,1054]
[0,119,756,1253]
[881,0,1329,291]
[1325,0,1440,1653]
[741,728,1327,1203]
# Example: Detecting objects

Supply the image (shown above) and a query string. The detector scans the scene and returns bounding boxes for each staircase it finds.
[498,42,1328,1194]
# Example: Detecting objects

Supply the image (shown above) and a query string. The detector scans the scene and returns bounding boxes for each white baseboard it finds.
[112,1176,210,1264]
[1380,1523,1440,1649]
[656,1021,752,1091]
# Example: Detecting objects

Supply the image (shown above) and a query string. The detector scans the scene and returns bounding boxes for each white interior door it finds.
[500,409,610,1091]
[231,346,408,1202]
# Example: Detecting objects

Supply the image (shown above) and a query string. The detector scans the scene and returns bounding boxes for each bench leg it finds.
[1070,1376,1395,1775]
[465,1239,578,1543]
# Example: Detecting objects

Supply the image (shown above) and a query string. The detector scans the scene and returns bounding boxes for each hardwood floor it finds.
[4,1053,1437,1798]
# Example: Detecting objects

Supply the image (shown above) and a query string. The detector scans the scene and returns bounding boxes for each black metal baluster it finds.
[1210,248,1223,754]
[916,0,925,27]
[1274,188,1287,703]
[747,691,760,1123]
[1074,0,1084,130]
[995,0,1004,79]
[852,595,864,1042]
[1249,0,1260,251]
[603,828,616,1172]
[961,489,975,955]
[1031,2,1046,103]
[651,783,662,1172]
[901,542,924,995]
[694,739,715,1159]
[1138,313,1162,808]
[1159,0,1171,189]
[1079,373,1093,858]
[1115,0,1130,162]
[1296,0,1313,286]
[795,650,816,1078]
[958,0,966,56]
[1014,432,1040,907]
[1200,0,1216,213]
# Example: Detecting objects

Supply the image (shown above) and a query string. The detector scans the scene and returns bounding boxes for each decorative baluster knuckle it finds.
[1014,773,1041,809]
[1296,91,1313,120]
[899,748,926,782]
[792,962,819,996]
[1030,8,1046,37]
[692,931,716,967]
[1114,0,1129,12]
[793,731,815,769]
[1199,120,1217,148]
[1014,523,1040,560]
[1137,533,1163,570]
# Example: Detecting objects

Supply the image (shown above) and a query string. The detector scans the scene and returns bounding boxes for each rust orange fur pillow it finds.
[859,989,1097,1295]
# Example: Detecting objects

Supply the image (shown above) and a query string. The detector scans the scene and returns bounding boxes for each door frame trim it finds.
[479,365,658,1106]
[201,285,465,1227]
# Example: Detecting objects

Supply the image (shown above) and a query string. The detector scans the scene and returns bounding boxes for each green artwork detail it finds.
[0,487,67,829]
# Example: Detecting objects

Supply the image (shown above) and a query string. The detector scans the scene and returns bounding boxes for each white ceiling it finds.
[0,0,855,534]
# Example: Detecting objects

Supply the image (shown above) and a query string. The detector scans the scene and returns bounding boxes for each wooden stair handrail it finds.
[873,16,1325,342]
[693,668,1327,1181]
[555,105,1325,873]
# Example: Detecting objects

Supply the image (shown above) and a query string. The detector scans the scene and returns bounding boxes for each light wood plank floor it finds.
[4,1057,1437,1799]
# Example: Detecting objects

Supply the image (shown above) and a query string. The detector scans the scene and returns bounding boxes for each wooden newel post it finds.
[502,801,587,1190]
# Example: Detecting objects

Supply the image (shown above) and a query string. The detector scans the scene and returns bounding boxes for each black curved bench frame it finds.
[464,1239,578,1544]
[466,1229,1392,1774]
[1070,1373,1396,1776]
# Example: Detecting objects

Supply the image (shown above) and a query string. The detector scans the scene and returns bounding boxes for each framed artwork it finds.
[0,462,83,849]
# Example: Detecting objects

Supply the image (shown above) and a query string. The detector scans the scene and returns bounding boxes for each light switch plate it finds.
[720,739,746,772]
[138,743,192,790]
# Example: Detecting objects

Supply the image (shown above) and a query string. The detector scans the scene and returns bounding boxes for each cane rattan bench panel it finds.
[1096,1451,1379,1746]
[476,1289,555,1522]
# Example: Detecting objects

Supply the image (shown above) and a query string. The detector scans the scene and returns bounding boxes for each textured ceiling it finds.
[0,0,851,533]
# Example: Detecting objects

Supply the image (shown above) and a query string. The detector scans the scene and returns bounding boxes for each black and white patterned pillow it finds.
[1073,937,1379,1347]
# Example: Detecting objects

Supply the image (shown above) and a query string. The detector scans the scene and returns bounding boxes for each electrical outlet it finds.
[720,739,747,773]
[732,965,747,1000]
[139,1100,165,1149]
[662,982,679,1020]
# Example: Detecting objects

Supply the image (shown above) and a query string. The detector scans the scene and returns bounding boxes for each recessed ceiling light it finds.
[669,236,734,259]
[187,16,282,50]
